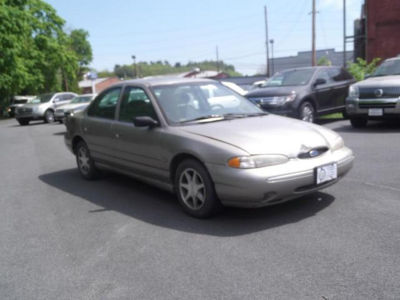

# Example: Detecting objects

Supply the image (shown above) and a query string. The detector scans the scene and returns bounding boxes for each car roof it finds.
[280,66,340,72]
[111,77,215,88]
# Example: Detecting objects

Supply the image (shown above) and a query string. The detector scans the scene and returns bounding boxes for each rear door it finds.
[83,87,122,164]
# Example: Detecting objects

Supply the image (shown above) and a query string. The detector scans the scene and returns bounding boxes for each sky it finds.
[47,0,364,75]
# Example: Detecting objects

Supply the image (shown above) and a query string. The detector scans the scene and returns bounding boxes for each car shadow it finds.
[316,118,344,125]
[334,120,400,133]
[8,120,45,128]
[53,131,66,136]
[39,169,336,237]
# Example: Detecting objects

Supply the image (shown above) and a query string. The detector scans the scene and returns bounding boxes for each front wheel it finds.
[75,141,101,180]
[175,159,222,218]
[299,102,315,123]
[350,117,368,128]
[17,119,29,126]
[44,109,55,123]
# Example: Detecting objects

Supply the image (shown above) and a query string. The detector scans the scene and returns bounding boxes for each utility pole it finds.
[311,0,317,66]
[264,5,270,77]
[216,46,220,72]
[343,0,347,67]
[270,39,275,75]
[132,55,137,78]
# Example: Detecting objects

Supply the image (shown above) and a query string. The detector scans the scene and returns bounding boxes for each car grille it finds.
[359,87,400,99]
[358,102,397,109]
[298,147,329,159]
[17,107,33,115]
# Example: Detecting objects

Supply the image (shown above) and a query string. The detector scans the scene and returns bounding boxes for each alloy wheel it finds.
[45,110,55,123]
[301,104,315,123]
[179,168,206,210]
[77,146,91,175]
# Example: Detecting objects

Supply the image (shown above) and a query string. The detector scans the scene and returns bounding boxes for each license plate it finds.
[316,163,337,185]
[368,108,383,116]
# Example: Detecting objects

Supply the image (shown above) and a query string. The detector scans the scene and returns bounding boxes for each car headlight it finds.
[268,92,297,106]
[228,154,289,169]
[331,136,344,151]
[348,85,359,99]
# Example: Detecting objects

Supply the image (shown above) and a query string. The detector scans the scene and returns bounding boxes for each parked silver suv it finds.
[346,56,400,128]
[15,92,77,126]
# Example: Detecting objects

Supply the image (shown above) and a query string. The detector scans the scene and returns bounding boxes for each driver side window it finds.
[119,87,157,123]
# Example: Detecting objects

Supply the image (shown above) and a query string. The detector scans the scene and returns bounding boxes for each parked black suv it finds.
[246,66,355,122]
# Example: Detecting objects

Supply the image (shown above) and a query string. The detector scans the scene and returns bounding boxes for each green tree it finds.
[69,29,93,78]
[317,56,332,66]
[348,57,381,81]
[0,0,92,113]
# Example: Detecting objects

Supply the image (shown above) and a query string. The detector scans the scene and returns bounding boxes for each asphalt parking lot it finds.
[1,118,399,299]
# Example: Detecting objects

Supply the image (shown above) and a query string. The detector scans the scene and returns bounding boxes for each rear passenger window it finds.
[119,87,157,123]
[87,88,121,120]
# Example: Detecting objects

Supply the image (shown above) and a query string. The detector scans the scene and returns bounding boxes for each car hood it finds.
[246,86,305,97]
[181,114,338,156]
[57,103,89,111]
[355,75,400,87]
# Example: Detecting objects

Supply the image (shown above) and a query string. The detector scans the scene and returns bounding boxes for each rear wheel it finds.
[75,141,101,180]
[175,159,222,218]
[350,117,368,128]
[299,101,315,123]
[17,119,29,126]
[44,109,55,123]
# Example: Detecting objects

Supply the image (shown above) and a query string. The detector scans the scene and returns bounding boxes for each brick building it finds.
[354,0,400,62]
[78,77,120,94]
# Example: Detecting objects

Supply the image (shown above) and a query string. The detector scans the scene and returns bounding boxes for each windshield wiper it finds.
[180,114,224,124]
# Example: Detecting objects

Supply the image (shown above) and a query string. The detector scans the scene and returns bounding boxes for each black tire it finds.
[17,119,29,126]
[350,117,368,128]
[342,109,349,120]
[298,101,315,123]
[44,109,55,123]
[174,159,222,218]
[75,141,101,180]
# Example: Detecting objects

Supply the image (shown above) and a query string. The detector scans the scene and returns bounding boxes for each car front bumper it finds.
[207,147,354,208]
[346,98,400,118]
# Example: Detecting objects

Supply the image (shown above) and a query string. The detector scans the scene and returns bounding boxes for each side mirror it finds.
[314,78,327,87]
[133,116,159,128]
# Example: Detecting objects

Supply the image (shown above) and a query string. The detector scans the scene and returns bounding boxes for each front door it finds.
[112,86,169,182]
[314,69,335,112]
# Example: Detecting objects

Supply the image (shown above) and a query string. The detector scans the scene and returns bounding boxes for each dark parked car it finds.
[246,67,355,122]
[346,56,400,128]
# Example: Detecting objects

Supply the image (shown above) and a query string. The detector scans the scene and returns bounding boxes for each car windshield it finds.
[32,93,54,104]
[70,96,92,104]
[152,82,264,125]
[263,69,315,87]
[372,59,400,77]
